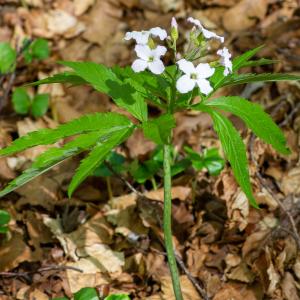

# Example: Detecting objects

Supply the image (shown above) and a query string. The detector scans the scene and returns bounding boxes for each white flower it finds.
[125,27,167,45]
[132,44,167,74]
[217,47,232,76]
[171,17,178,29]
[176,59,215,94]
[187,17,224,43]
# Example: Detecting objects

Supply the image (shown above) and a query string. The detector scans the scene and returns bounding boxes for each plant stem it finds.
[163,144,183,300]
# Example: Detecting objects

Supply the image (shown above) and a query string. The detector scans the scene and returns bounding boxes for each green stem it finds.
[163,144,183,300]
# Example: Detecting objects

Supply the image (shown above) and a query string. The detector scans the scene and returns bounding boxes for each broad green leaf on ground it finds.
[205,96,290,154]
[194,105,258,207]
[105,295,131,300]
[0,210,10,226]
[74,288,99,300]
[142,114,176,144]
[222,73,300,87]
[0,112,132,156]
[68,125,134,197]
[31,93,49,118]
[24,38,50,63]
[129,159,161,184]
[60,61,148,121]
[12,88,31,115]
[28,72,87,86]
[0,132,102,198]
[0,42,16,73]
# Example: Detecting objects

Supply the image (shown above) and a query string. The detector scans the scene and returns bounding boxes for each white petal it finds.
[177,59,195,75]
[195,63,215,79]
[171,17,178,29]
[152,45,167,57]
[148,59,165,75]
[125,31,150,44]
[176,74,196,93]
[135,44,152,60]
[132,59,148,73]
[196,79,213,95]
[202,28,224,43]
[187,17,202,28]
[150,27,167,40]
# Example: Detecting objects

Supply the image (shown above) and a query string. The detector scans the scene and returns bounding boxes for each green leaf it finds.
[68,125,134,197]
[74,287,99,300]
[171,158,191,177]
[0,132,101,198]
[202,148,225,176]
[0,112,132,157]
[94,151,125,177]
[12,88,31,115]
[129,159,161,184]
[232,45,265,71]
[31,93,49,118]
[0,210,10,226]
[222,73,300,87]
[52,297,69,300]
[27,72,87,86]
[30,38,49,60]
[60,61,148,122]
[240,58,277,68]
[104,294,130,300]
[205,96,290,154]
[142,114,176,144]
[210,110,258,207]
[0,42,16,73]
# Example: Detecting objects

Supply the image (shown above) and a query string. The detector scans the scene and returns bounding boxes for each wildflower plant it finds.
[0,17,299,299]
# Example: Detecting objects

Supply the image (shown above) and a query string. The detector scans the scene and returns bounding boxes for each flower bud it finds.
[171,17,178,42]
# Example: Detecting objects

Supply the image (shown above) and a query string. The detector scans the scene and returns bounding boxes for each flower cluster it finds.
[124,17,233,95]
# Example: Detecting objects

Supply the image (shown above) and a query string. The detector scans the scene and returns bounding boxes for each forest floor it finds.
[0,0,300,299]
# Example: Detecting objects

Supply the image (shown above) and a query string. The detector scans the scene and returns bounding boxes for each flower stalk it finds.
[163,143,183,300]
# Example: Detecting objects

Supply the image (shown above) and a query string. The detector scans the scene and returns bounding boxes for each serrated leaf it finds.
[0,42,16,73]
[142,114,175,144]
[68,125,134,197]
[31,93,49,117]
[0,210,10,226]
[240,58,277,68]
[0,112,132,157]
[94,151,125,177]
[0,132,101,198]
[205,96,290,154]
[60,61,148,121]
[27,72,87,86]
[74,288,99,300]
[223,73,300,87]
[104,294,130,300]
[12,88,31,115]
[210,110,258,207]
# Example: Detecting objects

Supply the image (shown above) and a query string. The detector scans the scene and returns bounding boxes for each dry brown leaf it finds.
[281,272,300,300]
[280,167,300,195]
[226,262,255,283]
[161,275,202,300]
[0,231,37,272]
[29,289,48,300]
[74,0,95,16]
[223,0,269,32]
[242,230,269,259]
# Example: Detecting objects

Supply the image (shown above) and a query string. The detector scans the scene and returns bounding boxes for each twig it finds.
[279,101,300,127]
[0,265,83,278]
[249,134,300,249]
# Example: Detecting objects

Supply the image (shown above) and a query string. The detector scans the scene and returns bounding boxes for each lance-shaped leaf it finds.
[0,132,102,198]
[27,71,87,86]
[205,96,290,154]
[142,114,176,144]
[68,125,134,197]
[60,61,148,122]
[195,105,258,207]
[0,112,131,156]
[222,73,300,87]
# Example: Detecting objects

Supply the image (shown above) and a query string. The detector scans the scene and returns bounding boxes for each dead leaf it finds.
[74,0,95,16]
[281,272,300,300]
[223,0,269,32]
